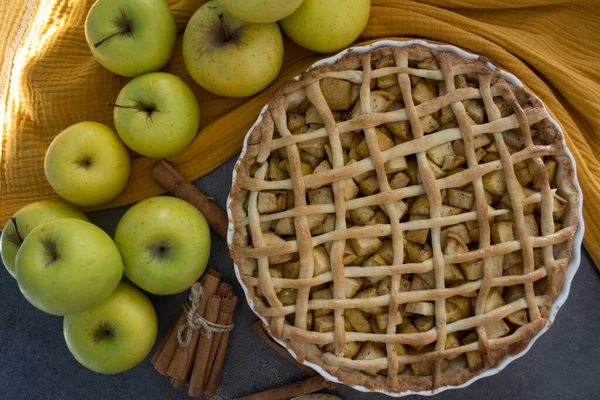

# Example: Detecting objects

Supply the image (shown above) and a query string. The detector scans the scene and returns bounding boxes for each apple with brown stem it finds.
[110,72,200,158]
[183,0,284,98]
[1,201,87,279]
[85,0,176,77]
[16,218,123,316]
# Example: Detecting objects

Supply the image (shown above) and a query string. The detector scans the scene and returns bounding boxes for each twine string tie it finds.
[177,282,233,348]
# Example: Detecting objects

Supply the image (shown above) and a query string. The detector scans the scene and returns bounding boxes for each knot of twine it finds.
[177,283,234,348]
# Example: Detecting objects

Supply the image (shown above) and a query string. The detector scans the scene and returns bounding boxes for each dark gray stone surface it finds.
[1,155,598,400]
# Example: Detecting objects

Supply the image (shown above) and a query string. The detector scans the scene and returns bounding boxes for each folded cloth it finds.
[1,0,598,267]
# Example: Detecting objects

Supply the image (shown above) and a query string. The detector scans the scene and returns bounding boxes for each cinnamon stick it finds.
[250,321,317,377]
[199,282,233,390]
[235,375,338,400]
[152,160,228,241]
[151,317,176,365]
[171,377,186,390]
[153,312,186,376]
[216,282,233,297]
[203,290,238,396]
[167,270,222,383]
[188,295,222,397]
[205,268,222,281]
[153,269,220,377]
[201,283,233,381]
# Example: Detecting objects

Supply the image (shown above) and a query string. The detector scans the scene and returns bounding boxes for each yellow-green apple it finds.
[114,197,210,295]
[63,281,157,374]
[16,218,123,316]
[1,201,87,279]
[219,0,304,23]
[111,72,200,158]
[280,0,371,53]
[44,122,131,206]
[183,1,284,97]
[85,0,176,77]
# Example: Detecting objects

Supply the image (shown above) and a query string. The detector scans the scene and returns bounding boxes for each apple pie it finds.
[228,43,581,393]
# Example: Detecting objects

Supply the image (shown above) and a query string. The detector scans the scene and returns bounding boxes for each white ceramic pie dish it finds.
[226,39,585,397]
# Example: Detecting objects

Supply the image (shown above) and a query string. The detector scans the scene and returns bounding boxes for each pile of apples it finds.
[0,0,371,376]
[85,0,371,97]
[1,196,211,374]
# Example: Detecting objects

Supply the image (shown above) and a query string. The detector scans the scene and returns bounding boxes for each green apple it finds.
[85,0,176,77]
[1,201,87,279]
[114,196,210,295]
[16,218,123,316]
[111,72,200,158]
[219,0,304,23]
[64,281,157,374]
[183,1,284,97]
[44,122,131,206]
[280,0,371,53]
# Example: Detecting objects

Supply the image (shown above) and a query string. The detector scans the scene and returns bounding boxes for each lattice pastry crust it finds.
[229,44,579,393]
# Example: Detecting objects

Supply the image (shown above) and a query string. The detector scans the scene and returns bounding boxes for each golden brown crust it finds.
[228,42,579,394]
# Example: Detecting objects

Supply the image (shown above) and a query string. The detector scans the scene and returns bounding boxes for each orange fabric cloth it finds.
[1,0,598,265]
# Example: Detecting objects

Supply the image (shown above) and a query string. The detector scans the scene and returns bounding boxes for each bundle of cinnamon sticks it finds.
[152,269,237,397]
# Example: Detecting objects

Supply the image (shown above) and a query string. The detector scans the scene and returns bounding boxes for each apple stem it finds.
[9,217,23,245]
[107,102,149,111]
[218,14,231,42]
[93,30,131,48]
